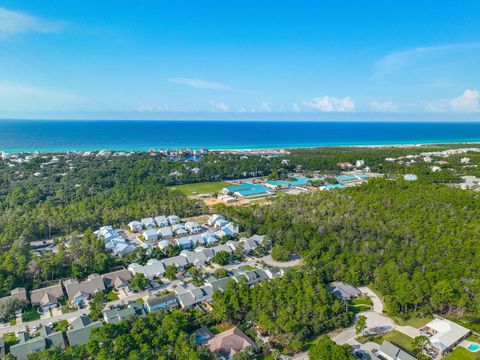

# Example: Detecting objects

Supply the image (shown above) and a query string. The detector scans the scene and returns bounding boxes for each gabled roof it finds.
[207,327,256,358]
[67,315,102,347]
[101,269,132,288]
[423,318,470,352]
[162,255,188,268]
[145,293,178,308]
[128,259,165,278]
[63,275,106,301]
[327,281,361,300]
[30,284,64,307]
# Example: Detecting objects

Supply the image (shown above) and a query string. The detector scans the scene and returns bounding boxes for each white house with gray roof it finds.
[167,215,180,225]
[185,221,202,234]
[161,255,188,269]
[154,215,168,228]
[128,221,142,232]
[142,228,158,242]
[141,217,155,229]
[377,340,417,360]
[128,259,165,279]
[327,281,361,300]
[157,227,173,239]
[420,318,470,356]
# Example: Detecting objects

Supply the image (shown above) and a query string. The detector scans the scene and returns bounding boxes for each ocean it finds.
[1,120,480,152]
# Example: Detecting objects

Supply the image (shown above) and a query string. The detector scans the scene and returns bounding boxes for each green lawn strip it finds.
[3,332,17,352]
[170,181,231,195]
[105,290,119,301]
[22,307,40,322]
[209,323,234,334]
[381,330,415,352]
[444,347,480,360]
[350,295,373,307]
[393,316,433,328]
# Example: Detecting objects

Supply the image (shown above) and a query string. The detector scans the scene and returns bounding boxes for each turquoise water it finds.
[468,343,480,352]
[1,120,480,152]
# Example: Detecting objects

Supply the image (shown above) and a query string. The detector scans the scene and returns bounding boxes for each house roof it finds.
[378,341,417,360]
[162,255,188,268]
[103,306,136,324]
[67,317,102,347]
[145,293,177,308]
[30,284,64,307]
[128,259,165,278]
[423,318,470,352]
[101,269,132,288]
[207,327,256,358]
[327,281,361,300]
[157,227,173,237]
[10,330,65,360]
[63,275,106,301]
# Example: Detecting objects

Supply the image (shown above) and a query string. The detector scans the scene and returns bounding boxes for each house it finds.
[66,314,102,347]
[161,255,188,269]
[232,269,268,285]
[175,237,193,250]
[63,274,106,305]
[167,215,180,225]
[95,226,118,243]
[0,287,28,306]
[142,229,158,242]
[205,277,235,292]
[238,237,260,253]
[174,283,213,309]
[30,284,65,313]
[157,227,173,239]
[203,231,219,245]
[420,318,470,356]
[128,221,143,232]
[185,221,202,234]
[141,217,155,229]
[264,267,284,279]
[101,269,132,290]
[154,215,168,228]
[172,224,189,237]
[377,341,417,360]
[207,214,225,226]
[188,233,206,246]
[211,244,234,254]
[195,247,214,262]
[144,294,178,313]
[128,259,165,279]
[158,239,170,250]
[103,303,145,324]
[110,241,136,258]
[181,250,208,266]
[327,281,361,300]
[10,326,65,360]
[207,327,256,359]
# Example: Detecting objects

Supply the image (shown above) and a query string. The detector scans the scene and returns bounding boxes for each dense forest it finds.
[26,310,217,360]
[216,178,480,323]
[211,271,354,352]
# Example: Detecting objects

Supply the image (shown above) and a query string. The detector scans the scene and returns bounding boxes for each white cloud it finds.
[260,101,271,112]
[292,103,300,112]
[168,77,232,91]
[0,7,62,38]
[426,89,480,113]
[303,96,355,112]
[370,100,398,112]
[373,42,480,77]
[210,101,229,112]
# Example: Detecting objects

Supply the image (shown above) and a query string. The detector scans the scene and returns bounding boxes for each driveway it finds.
[358,287,383,313]
[260,255,303,268]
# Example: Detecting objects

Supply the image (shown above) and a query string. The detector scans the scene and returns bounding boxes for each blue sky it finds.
[1,0,480,119]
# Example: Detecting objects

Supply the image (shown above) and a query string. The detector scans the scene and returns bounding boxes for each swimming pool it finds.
[468,342,480,352]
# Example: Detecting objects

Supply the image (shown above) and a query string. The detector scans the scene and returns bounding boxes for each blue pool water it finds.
[468,343,480,352]
[2,120,480,152]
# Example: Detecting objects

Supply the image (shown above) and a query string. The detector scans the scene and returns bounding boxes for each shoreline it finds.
[3,140,480,154]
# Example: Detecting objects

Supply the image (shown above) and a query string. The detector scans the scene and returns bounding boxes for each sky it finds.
[0,0,480,120]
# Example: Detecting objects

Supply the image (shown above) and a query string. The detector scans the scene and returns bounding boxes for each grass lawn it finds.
[444,347,480,360]
[22,307,40,322]
[9,319,16,326]
[105,290,119,301]
[350,295,373,307]
[3,332,17,352]
[381,330,415,352]
[171,181,231,195]
[240,264,256,271]
[393,316,433,328]
[210,323,234,334]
